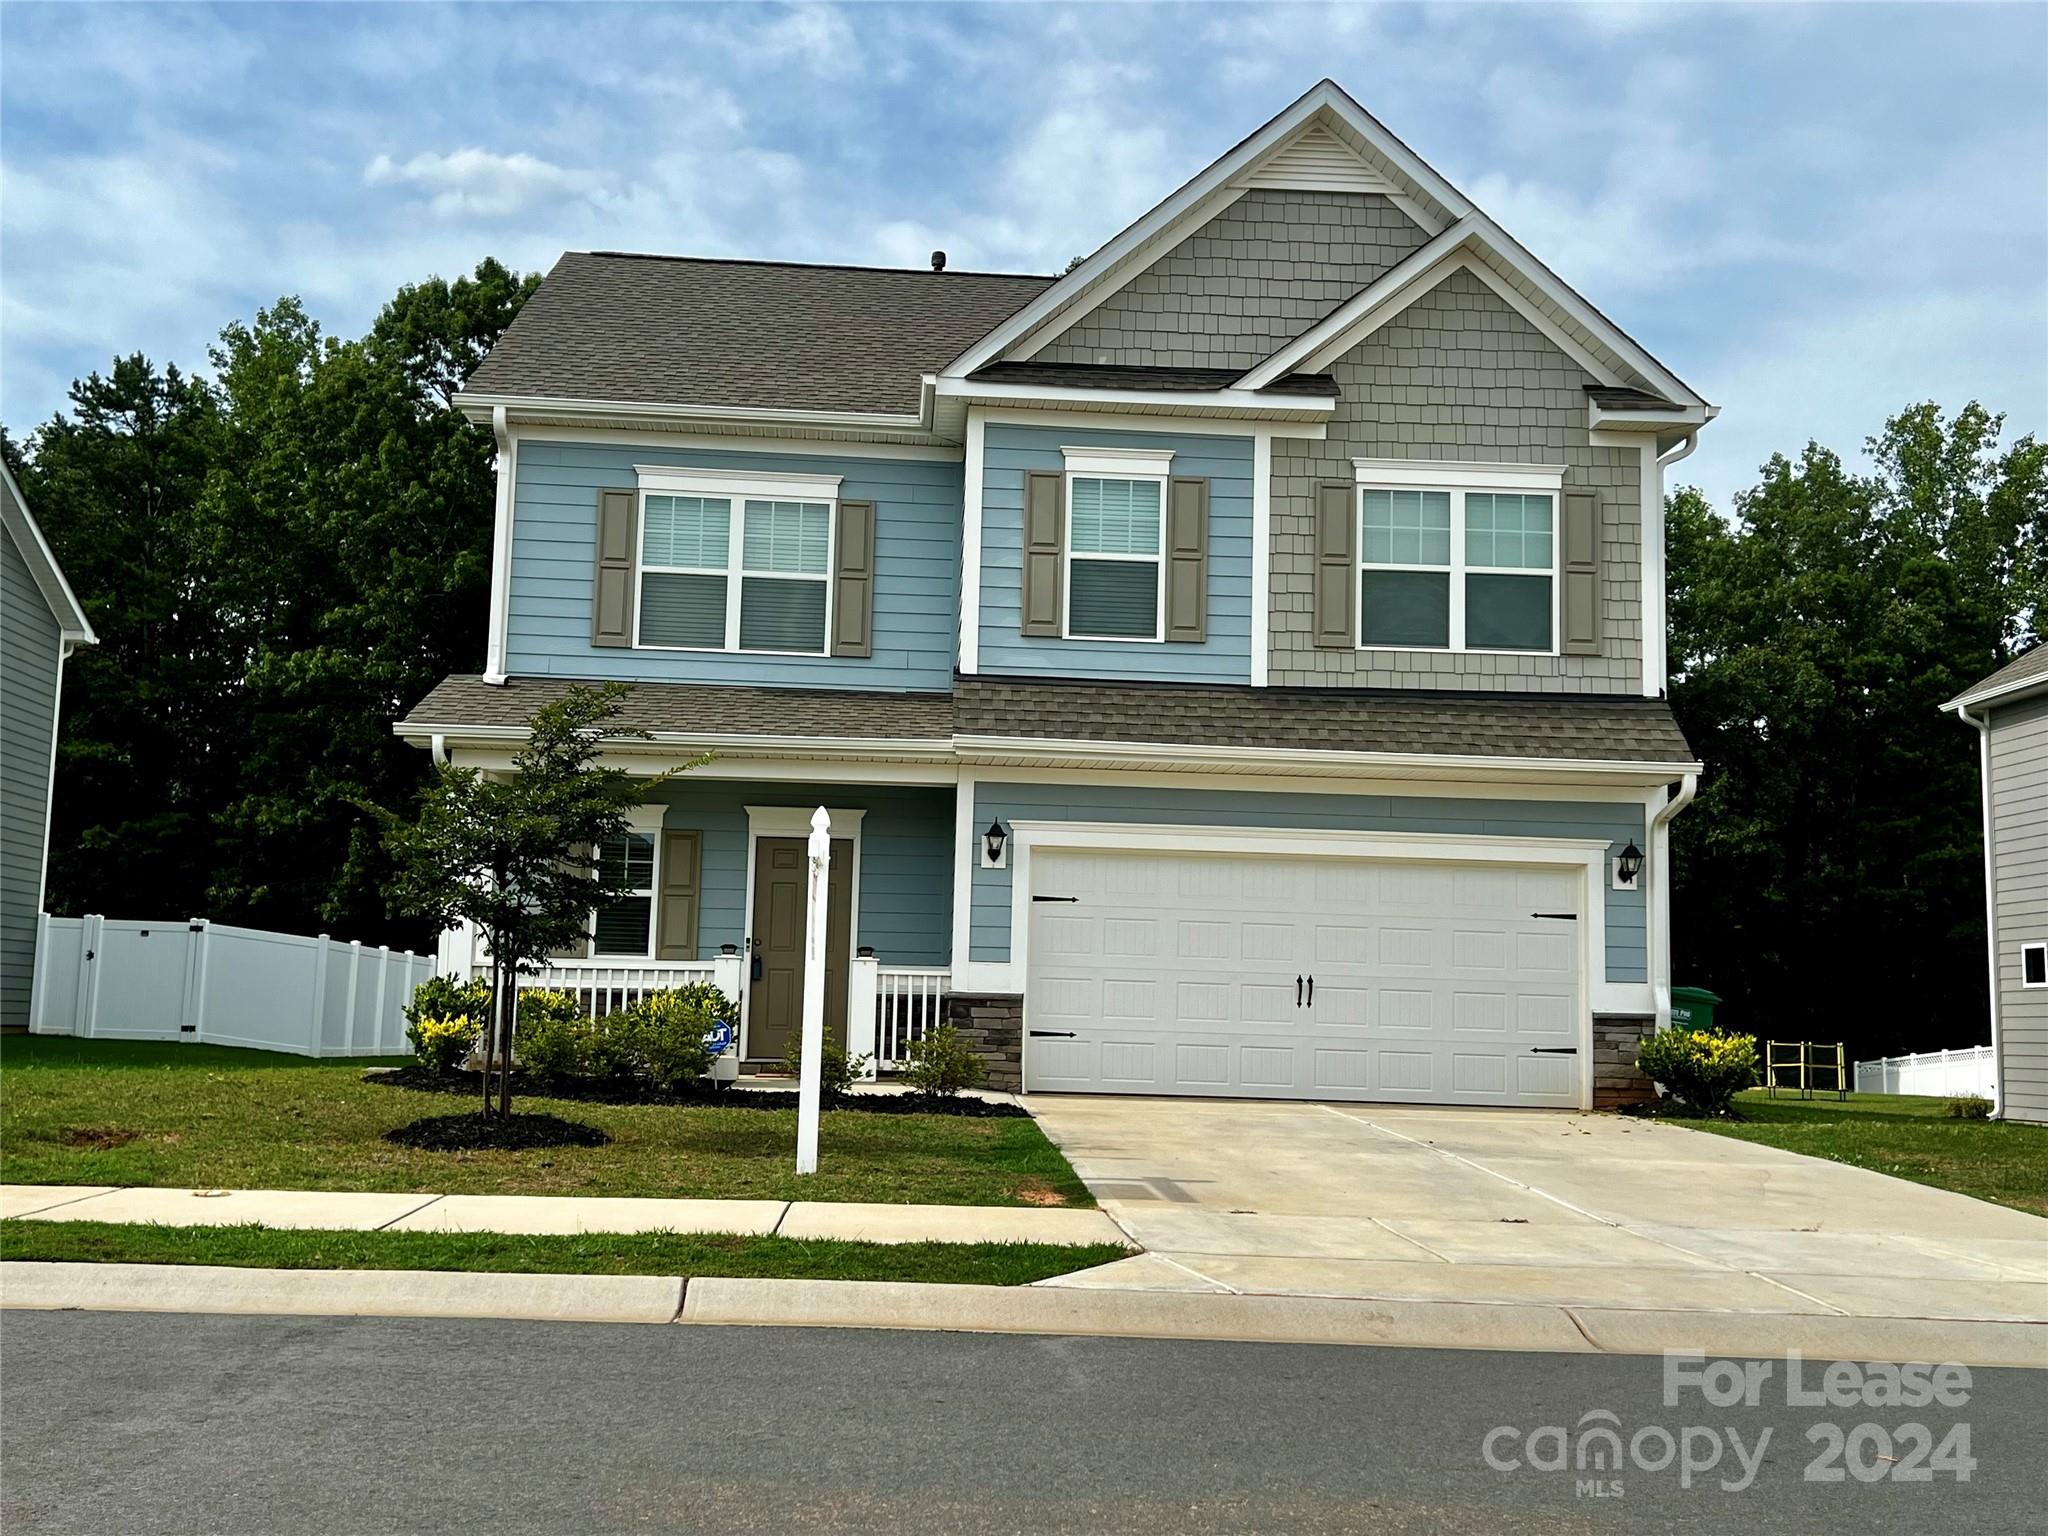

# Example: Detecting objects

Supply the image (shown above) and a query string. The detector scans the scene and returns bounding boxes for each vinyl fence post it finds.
[308,935,331,1058]
[342,940,363,1056]
[181,918,211,1044]
[78,914,103,1038]
[29,912,50,1033]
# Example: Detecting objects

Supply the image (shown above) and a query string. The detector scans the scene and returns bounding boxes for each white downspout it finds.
[482,404,515,685]
[1644,431,1698,700]
[1956,703,2003,1116]
[1648,771,1698,1033]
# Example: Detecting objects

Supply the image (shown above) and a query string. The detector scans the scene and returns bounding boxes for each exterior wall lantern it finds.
[1613,840,1644,889]
[982,819,1008,870]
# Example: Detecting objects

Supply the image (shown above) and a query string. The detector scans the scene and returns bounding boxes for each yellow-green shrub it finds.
[1635,1026,1759,1115]
[515,990,593,1087]
[409,1014,481,1074]
[904,1024,985,1097]
[616,985,731,1091]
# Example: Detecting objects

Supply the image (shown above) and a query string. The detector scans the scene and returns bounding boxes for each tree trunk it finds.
[482,953,500,1115]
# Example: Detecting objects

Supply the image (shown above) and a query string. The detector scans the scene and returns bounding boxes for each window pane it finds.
[1071,478,1162,556]
[1362,489,1450,566]
[599,832,654,889]
[1360,569,1450,647]
[1466,493,1553,570]
[1465,573,1552,650]
[593,896,652,956]
[739,575,827,651]
[642,495,729,568]
[742,500,831,575]
[1069,558,1158,638]
[639,572,727,647]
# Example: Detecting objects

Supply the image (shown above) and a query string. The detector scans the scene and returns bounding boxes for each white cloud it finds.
[363,148,608,219]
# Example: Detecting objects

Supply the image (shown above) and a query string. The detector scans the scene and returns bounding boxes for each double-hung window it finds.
[634,468,839,654]
[1062,447,1173,641]
[591,830,657,956]
[1355,461,1562,655]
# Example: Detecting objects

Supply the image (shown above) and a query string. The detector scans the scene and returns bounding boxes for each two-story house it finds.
[398,80,1713,1110]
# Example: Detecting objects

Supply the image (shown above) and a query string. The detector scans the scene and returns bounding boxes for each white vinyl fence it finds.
[30,914,434,1057]
[1853,1045,1997,1101]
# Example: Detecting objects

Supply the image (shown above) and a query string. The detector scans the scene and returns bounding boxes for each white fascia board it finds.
[0,461,97,644]
[1589,401,1710,433]
[947,81,1474,380]
[1236,219,1478,389]
[456,391,931,435]
[934,376,1335,420]
[976,406,1327,441]
[953,734,1700,782]
[396,720,955,759]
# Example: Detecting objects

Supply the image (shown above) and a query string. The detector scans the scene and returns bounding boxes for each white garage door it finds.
[1024,848,1584,1106]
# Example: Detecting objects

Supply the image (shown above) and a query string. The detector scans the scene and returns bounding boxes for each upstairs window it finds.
[592,832,656,956]
[1356,464,1561,656]
[1066,472,1166,641]
[634,471,839,654]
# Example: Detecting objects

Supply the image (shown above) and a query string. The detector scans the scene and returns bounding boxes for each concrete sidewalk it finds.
[0,1184,1126,1249]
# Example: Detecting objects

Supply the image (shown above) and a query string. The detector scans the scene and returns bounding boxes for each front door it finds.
[746,836,854,1063]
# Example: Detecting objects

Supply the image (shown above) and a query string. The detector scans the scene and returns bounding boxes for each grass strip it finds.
[0,1220,1129,1286]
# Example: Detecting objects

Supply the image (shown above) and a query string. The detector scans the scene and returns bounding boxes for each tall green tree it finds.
[1667,402,2045,1059]
[10,260,537,946]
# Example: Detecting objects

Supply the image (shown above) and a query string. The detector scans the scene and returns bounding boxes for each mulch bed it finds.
[367,1066,1028,1119]
[383,1112,613,1152]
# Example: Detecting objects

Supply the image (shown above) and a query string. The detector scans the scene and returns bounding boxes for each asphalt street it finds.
[2,1310,2042,1534]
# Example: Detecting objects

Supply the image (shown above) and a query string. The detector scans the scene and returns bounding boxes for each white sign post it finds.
[794,806,831,1175]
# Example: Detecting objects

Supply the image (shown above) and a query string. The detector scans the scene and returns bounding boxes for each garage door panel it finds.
[1026,848,1583,1107]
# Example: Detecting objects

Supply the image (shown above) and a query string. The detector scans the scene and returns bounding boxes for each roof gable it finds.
[0,462,95,645]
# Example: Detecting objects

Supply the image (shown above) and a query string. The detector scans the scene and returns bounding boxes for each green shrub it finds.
[616,984,733,1092]
[1943,1093,1993,1120]
[405,974,492,1030]
[516,1013,590,1088]
[780,1033,869,1098]
[1635,1026,1760,1116]
[903,1024,985,1097]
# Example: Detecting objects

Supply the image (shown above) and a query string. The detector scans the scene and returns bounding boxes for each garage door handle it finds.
[1530,1047,1579,1055]
[1030,1030,1077,1039]
[1296,975,1303,1006]
[1306,976,1314,1006]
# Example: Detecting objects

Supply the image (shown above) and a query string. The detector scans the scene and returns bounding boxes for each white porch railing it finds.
[875,966,949,1069]
[1854,1045,1997,1101]
[471,961,718,1020]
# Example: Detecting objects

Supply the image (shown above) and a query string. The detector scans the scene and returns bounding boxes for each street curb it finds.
[0,1262,683,1325]
[681,1279,2048,1367]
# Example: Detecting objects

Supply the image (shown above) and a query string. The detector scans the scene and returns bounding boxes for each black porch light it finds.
[984,819,1008,866]
[1615,840,1644,886]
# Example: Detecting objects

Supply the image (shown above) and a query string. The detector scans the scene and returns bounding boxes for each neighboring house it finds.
[0,463,96,1032]
[1946,645,2048,1124]
[399,80,1715,1109]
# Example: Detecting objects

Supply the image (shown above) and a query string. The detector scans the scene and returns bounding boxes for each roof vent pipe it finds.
[930,250,946,272]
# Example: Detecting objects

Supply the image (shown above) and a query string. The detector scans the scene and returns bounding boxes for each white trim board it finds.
[0,461,96,643]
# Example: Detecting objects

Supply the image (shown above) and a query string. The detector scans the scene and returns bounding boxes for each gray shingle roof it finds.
[953,677,1694,763]
[1948,643,2048,709]
[969,361,1339,398]
[465,253,1053,416]
[400,675,955,741]
[403,674,1695,765]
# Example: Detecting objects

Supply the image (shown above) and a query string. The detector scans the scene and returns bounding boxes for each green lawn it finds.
[0,1219,1123,1285]
[0,1037,1091,1208]
[1668,1090,2048,1217]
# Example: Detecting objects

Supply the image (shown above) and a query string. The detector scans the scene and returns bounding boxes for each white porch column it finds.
[847,950,879,1081]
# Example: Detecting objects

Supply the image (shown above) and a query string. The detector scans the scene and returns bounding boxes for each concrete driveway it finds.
[1027,1097,2048,1324]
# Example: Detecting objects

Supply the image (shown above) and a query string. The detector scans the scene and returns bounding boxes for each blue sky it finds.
[2,1,2043,511]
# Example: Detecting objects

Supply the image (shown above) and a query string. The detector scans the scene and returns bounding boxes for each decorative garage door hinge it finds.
[1531,912,1578,920]
[1031,895,1079,903]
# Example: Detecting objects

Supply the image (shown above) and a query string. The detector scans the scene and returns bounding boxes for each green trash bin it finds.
[1670,986,1722,1030]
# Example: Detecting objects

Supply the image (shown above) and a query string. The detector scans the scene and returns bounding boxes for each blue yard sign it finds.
[702,1019,736,1056]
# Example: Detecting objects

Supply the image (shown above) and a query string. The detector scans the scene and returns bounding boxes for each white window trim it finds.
[588,806,668,959]
[1060,448,1173,645]
[631,467,839,659]
[2022,941,2048,989]
[1353,460,1564,659]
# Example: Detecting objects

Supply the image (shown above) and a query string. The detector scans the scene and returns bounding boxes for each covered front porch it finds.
[437,774,957,1073]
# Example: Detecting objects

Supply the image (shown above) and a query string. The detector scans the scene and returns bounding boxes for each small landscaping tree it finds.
[369,683,683,1118]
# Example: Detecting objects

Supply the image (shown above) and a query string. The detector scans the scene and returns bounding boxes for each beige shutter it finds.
[1561,489,1601,656]
[1021,470,1065,637]
[1164,477,1209,643]
[592,489,638,647]
[656,830,703,961]
[830,500,875,658]
[1313,481,1357,648]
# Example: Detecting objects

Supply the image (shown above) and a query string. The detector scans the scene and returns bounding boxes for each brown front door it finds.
[746,836,854,1063]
